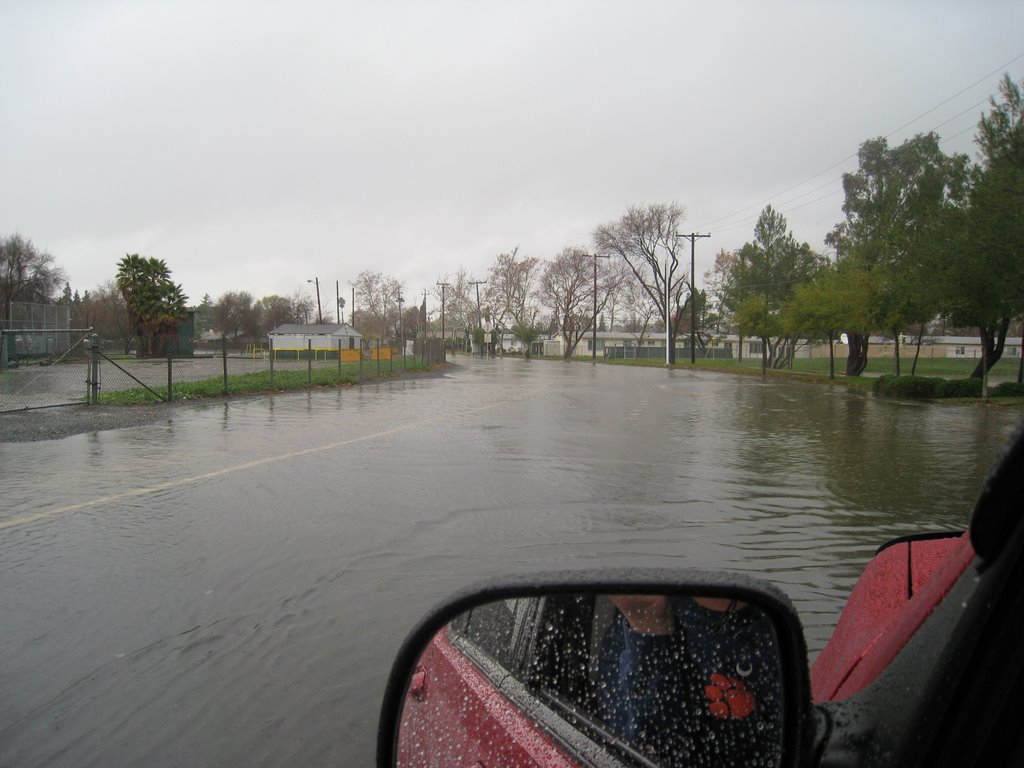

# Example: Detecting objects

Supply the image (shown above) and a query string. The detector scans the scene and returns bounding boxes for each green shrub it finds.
[873,375,939,399]
[993,381,1024,397]
[934,377,983,398]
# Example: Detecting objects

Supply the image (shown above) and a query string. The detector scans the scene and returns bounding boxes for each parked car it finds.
[378,423,1024,767]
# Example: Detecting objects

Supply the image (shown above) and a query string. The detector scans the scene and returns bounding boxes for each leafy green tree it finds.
[115,254,188,357]
[510,323,542,359]
[783,263,872,379]
[191,293,214,335]
[730,206,824,369]
[827,133,968,375]
[939,75,1024,382]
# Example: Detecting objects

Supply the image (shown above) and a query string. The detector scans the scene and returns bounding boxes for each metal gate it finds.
[0,329,93,413]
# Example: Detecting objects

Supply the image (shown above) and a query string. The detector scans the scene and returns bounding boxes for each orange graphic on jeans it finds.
[705,673,755,719]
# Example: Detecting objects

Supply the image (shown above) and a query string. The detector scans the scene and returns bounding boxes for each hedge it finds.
[993,381,1024,397]
[873,374,993,399]
[873,375,939,399]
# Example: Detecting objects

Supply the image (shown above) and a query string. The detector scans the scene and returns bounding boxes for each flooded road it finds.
[1,358,1019,767]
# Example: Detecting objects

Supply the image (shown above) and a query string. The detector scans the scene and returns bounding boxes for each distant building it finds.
[268,323,363,359]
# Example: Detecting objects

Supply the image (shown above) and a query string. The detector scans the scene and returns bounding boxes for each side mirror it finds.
[378,570,814,767]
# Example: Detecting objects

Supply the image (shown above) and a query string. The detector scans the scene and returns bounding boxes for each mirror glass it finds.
[396,592,785,767]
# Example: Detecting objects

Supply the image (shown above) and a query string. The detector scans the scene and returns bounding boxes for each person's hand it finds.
[609,595,674,635]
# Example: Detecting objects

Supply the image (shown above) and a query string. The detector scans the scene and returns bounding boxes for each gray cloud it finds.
[2,0,1021,305]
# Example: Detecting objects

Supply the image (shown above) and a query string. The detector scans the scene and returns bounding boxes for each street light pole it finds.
[307,278,322,324]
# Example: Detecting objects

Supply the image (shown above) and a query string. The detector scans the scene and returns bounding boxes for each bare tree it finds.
[485,247,541,333]
[213,291,260,339]
[593,203,689,363]
[433,267,482,349]
[538,247,623,358]
[290,291,316,325]
[0,234,66,326]
[353,270,402,340]
[88,279,134,353]
[619,275,661,346]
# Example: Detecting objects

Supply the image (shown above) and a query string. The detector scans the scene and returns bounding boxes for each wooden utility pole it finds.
[586,253,609,362]
[676,233,711,364]
[469,280,487,356]
[436,282,450,357]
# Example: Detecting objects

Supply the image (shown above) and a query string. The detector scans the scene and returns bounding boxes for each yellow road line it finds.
[0,386,544,532]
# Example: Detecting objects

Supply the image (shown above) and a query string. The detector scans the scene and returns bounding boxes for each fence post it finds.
[308,339,312,387]
[167,336,173,402]
[90,333,100,404]
[222,336,228,395]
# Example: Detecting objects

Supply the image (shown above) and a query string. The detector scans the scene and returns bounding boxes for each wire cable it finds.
[695,52,1024,234]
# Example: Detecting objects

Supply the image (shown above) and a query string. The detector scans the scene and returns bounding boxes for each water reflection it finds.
[0,360,1019,767]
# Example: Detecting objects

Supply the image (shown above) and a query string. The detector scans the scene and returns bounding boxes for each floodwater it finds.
[0,358,1019,767]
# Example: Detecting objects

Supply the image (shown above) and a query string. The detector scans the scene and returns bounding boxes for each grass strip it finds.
[95,362,432,404]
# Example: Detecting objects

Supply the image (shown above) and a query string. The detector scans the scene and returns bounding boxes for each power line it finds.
[695,52,1024,233]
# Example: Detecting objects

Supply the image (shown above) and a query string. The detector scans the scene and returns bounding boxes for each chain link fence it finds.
[0,329,94,411]
[1,332,447,412]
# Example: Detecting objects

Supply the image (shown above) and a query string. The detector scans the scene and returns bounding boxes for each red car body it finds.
[398,531,978,767]
[399,628,581,768]
[810,531,969,702]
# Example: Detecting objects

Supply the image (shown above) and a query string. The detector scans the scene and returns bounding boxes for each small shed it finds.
[268,323,363,360]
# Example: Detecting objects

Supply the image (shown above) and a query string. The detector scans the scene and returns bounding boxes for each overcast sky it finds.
[3,1,1022,313]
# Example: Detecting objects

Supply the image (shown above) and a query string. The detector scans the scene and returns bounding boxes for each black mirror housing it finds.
[377,568,815,767]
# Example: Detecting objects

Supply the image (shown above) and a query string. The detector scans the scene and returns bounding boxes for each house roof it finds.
[268,323,361,336]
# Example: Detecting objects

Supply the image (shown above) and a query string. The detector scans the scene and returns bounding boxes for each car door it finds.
[397,596,587,768]
[814,425,1024,767]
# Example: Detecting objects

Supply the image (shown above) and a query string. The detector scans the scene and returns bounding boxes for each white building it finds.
[268,323,363,358]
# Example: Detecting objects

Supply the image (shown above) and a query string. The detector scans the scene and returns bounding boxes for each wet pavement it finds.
[0,357,1019,766]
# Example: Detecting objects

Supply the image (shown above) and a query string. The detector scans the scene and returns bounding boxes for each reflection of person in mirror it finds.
[597,595,782,767]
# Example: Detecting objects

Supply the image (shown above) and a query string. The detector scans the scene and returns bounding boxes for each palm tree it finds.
[115,254,188,357]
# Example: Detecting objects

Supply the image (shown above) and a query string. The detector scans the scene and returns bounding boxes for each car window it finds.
[458,597,530,671]
[524,595,786,768]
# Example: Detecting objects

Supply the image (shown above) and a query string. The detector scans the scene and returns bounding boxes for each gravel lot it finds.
[0,403,178,443]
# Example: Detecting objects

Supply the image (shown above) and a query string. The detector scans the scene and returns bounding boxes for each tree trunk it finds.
[738,333,743,362]
[893,330,901,377]
[828,330,835,379]
[982,340,989,401]
[970,317,1010,378]
[845,332,868,376]
[911,323,924,376]
[1018,330,1023,384]
[761,336,767,374]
